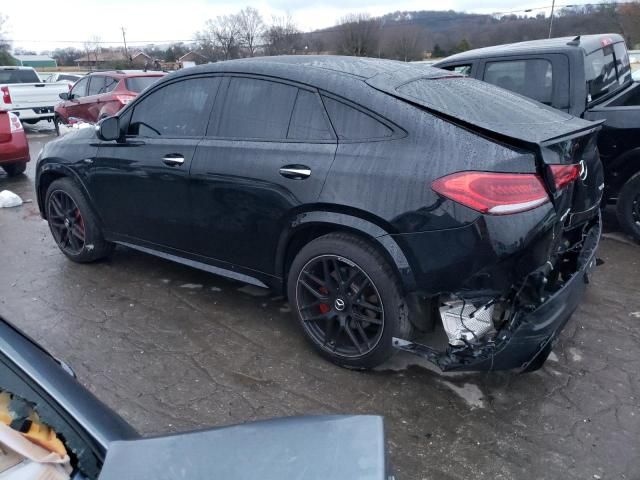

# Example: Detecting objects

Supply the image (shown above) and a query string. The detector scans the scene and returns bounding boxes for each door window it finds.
[70,77,89,98]
[128,77,220,137]
[88,76,106,96]
[483,59,553,104]
[287,89,333,140]
[321,96,392,140]
[217,77,297,139]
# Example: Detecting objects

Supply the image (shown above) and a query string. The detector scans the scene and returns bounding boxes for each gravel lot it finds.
[1,125,639,479]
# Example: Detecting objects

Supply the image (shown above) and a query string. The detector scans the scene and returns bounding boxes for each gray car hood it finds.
[98,415,386,480]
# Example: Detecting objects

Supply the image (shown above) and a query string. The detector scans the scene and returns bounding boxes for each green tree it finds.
[453,38,471,53]
[432,43,446,58]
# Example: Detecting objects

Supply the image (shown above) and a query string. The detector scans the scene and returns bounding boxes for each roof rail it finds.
[567,36,581,46]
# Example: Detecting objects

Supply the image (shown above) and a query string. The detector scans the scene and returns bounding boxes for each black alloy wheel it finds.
[47,190,86,255]
[296,254,385,358]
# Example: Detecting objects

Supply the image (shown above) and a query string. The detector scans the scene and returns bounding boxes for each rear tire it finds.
[45,178,114,262]
[287,232,413,369]
[2,162,27,177]
[616,171,640,242]
[54,115,61,136]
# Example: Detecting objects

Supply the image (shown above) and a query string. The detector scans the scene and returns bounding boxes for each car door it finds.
[93,75,220,252]
[80,75,106,122]
[190,76,337,274]
[65,76,89,120]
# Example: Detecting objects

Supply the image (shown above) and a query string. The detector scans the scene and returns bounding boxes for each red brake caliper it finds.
[318,287,330,314]
[74,208,85,236]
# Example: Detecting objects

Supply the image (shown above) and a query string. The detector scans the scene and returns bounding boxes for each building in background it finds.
[12,55,57,68]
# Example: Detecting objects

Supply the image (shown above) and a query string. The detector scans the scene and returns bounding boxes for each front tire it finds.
[45,178,113,262]
[616,171,640,242]
[287,233,413,369]
[2,162,27,177]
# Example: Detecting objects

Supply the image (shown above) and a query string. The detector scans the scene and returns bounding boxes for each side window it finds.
[217,77,297,139]
[104,77,119,93]
[70,77,89,98]
[287,90,333,141]
[128,77,220,137]
[483,59,553,104]
[88,76,105,96]
[321,96,392,140]
[443,64,472,76]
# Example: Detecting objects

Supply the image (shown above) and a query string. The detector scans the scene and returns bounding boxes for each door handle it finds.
[162,154,185,166]
[279,165,311,180]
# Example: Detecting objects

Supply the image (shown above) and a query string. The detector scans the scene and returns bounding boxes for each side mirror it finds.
[97,117,120,141]
[59,92,69,100]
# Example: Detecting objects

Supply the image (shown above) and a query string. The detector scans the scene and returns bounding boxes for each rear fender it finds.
[276,211,417,292]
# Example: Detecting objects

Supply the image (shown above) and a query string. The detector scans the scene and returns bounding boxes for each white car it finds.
[41,72,85,85]
[633,69,640,82]
[0,66,69,124]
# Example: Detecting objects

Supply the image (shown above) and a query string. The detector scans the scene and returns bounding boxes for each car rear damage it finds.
[371,70,605,372]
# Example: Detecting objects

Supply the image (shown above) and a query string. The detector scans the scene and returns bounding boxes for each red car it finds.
[54,71,165,134]
[0,109,29,177]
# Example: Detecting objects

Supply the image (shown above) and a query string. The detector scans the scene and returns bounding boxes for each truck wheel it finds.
[2,162,27,177]
[287,232,413,370]
[616,171,640,242]
[45,178,114,262]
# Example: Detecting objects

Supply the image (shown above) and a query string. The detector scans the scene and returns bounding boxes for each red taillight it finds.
[1,86,11,104]
[432,171,549,215]
[8,112,23,133]
[549,164,580,190]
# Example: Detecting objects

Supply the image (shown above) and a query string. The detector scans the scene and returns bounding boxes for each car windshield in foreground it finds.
[0,69,41,84]
[125,76,162,93]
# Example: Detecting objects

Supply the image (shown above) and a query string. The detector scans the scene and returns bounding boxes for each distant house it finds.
[74,51,152,68]
[178,51,208,66]
[13,55,57,68]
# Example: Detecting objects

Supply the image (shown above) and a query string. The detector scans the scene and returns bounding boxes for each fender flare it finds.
[275,211,417,292]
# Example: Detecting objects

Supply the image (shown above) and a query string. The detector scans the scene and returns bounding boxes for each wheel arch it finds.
[276,211,417,294]
[37,164,93,220]
[607,147,640,198]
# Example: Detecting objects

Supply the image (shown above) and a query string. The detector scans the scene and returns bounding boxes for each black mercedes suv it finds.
[36,56,603,372]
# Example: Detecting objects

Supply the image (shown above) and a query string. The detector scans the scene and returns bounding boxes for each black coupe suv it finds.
[36,56,603,372]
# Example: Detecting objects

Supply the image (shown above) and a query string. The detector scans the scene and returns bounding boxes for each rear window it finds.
[0,69,41,84]
[483,59,553,105]
[586,41,632,101]
[126,76,162,93]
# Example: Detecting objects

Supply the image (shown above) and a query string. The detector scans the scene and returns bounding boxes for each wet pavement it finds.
[1,124,639,479]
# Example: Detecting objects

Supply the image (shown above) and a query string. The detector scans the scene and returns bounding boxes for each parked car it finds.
[0,315,387,479]
[41,72,85,85]
[0,66,69,124]
[36,56,602,373]
[435,34,640,242]
[53,71,165,134]
[0,109,29,176]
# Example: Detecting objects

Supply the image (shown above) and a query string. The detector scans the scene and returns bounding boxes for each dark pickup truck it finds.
[435,34,640,241]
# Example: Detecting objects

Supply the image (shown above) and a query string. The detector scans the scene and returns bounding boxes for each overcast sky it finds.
[3,0,552,51]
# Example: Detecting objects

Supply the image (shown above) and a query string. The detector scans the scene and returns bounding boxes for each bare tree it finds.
[335,13,381,57]
[236,7,265,57]
[83,36,102,70]
[386,25,425,61]
[198,15,241,61]
[0,15,14,65]
[265,14,301,55]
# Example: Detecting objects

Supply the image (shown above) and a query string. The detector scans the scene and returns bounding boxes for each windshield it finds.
[0,69,41,84]
[586,41,632,101]
[125,76,162,93]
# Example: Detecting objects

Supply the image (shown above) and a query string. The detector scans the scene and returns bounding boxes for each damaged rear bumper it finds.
[394,214,601,372]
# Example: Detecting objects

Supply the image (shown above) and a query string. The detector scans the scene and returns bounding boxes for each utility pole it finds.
[121,26,130,64]
[548,0,556,38]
